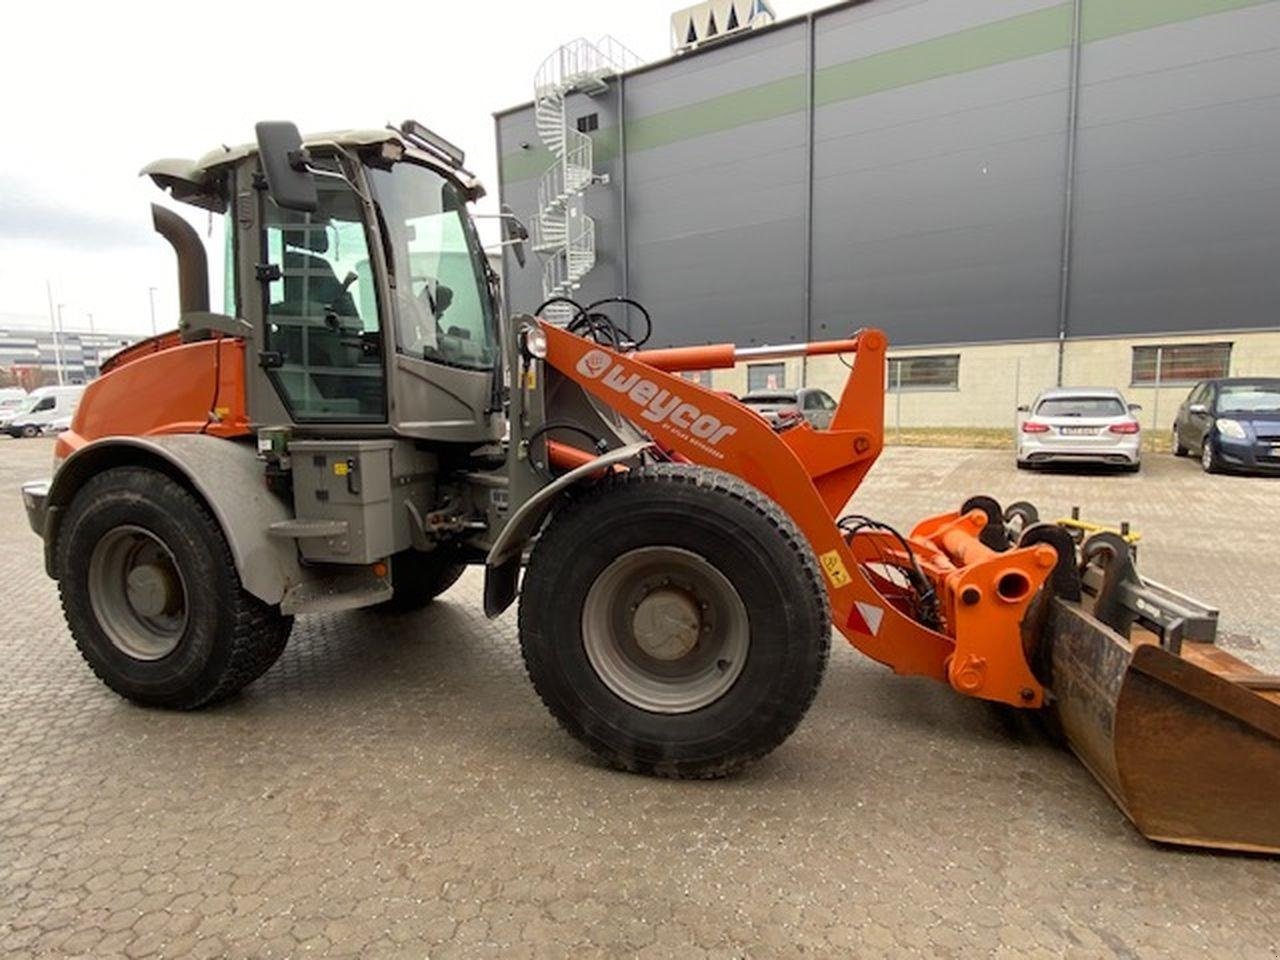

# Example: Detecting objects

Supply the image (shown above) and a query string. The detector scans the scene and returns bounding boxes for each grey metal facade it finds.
[496,0,1280,350]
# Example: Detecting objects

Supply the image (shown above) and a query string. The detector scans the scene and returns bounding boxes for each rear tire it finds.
[379,550,466,612]
[519,464,831,779]
[55,467,292,709]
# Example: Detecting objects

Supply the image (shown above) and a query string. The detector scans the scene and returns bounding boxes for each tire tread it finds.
[56,467,291,709]
[519,463,830,779]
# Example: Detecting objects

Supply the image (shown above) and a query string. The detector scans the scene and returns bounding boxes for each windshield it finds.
[13,394,44,414]
[1036,397,1125,418]
[368,161,495,370]
[1218,383,1280,414]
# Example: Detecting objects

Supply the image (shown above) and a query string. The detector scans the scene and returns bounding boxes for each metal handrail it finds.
[533,36,640,322]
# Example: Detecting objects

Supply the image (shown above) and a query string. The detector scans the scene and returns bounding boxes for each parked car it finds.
[1016,387,1142,471]
[740,387,838,430]
[0,385,84,438]
[1172,378,1280,474]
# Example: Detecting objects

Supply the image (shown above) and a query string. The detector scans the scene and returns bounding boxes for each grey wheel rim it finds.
[581,546,749,714]
[88,525,189,660]
[1202,441,1213,470]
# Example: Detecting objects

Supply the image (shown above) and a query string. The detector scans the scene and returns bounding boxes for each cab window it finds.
[368,162,495,370]
[260,164,386,422]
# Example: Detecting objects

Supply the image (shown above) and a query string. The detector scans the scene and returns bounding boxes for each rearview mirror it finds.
[1016,404,1030,413]
[1128,402,1143,412]
[1189,403,1208,415]
[501,204,529,269]
[254,121,318,213]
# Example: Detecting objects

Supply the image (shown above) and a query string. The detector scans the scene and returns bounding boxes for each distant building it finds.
[0,328,142,389]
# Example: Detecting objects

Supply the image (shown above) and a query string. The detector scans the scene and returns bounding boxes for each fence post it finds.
[1013,357,1022,445]
[1151,346,1163,450]
[894,360,902,443]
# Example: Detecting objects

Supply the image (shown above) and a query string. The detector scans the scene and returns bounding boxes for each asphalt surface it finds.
[1,437,1277,959]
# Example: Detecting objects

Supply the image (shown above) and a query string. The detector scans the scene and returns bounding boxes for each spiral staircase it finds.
[532,37,640,322]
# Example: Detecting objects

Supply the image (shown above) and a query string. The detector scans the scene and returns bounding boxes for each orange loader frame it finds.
[542,321,1058,709]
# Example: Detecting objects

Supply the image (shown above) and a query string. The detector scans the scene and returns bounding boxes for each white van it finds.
[0,388,27,419]
[2,385,85,438]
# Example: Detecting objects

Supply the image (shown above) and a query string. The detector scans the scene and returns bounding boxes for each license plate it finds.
[1059,426,1097,436]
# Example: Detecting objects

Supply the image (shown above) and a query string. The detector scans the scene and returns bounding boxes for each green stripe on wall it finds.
[501,0,1275,182]
[625,74,807,152]
[814,3,1071,107]
[1082,0,1270,41]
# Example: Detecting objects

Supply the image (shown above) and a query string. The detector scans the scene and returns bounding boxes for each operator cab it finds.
[143,122,509,445]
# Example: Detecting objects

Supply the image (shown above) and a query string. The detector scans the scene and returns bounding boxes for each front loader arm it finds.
[540,321,1055,707]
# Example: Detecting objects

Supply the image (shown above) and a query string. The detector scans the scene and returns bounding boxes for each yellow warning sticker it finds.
[818,550,851,588]
[525,368,537,389]
[333,461,349,477]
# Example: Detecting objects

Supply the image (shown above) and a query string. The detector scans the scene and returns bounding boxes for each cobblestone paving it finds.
[1,438,1277,958]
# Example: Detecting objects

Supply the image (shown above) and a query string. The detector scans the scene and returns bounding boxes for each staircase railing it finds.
[531,36,641,323]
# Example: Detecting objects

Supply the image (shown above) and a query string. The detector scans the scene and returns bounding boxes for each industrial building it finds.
[495,0,1280,430]
[0,326,140,388]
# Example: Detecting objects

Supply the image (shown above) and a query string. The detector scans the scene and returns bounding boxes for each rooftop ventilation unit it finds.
[671,0,775,53]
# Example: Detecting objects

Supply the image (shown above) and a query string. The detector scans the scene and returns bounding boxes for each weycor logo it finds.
[576,350,613,380]
[575,349,738,449]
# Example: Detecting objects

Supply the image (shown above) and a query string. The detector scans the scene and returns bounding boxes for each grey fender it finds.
[43,434,301,606]
[483,441,651,618]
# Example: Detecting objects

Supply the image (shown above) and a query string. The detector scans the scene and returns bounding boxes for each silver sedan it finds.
[1016,387,1143,471]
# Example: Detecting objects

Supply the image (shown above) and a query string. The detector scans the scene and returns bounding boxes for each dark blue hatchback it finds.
[1172,378,1280,474]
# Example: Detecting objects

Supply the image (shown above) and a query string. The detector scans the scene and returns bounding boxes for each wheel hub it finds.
[582,546,749,714]
[88,525,189,661]
[125,563,178,618]
[632,588,701,661]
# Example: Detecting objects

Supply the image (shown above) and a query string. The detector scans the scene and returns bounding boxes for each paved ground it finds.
[1,437,1277,959]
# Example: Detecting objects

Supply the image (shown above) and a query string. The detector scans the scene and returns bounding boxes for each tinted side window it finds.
[33,396,55,412]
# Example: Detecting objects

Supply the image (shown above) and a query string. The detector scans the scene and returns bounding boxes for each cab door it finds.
[255,166,387,425]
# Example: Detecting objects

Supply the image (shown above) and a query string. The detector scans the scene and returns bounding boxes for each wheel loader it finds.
[21,121,1280,853]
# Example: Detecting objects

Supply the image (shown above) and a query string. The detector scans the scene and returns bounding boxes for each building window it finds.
[1131,343,1231,385]
[887,354,959,392]
[747,362,785,391]
[576,113,599,133]
[681,370,712,387]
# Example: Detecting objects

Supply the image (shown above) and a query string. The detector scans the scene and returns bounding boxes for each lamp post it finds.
[148,286,158,336]
[53,303,66,386]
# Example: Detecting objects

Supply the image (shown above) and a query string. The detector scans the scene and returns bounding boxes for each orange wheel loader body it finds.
[54,335,251,462]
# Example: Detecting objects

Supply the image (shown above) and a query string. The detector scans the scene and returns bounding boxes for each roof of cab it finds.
[139,128,403,187]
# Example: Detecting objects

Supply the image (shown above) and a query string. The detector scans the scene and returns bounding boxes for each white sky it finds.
[0,0,818,337]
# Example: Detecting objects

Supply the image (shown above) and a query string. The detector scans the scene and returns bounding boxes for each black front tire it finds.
[379,550,466,612]
[20,424,39,439]
[1201,439,1220,474]
[519,464,831,779]
[1172,427,1189,457]
[56,467,292,709]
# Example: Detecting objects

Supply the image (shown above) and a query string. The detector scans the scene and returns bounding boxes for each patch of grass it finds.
[884,426,1173,453]
[884,427,1014,449]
